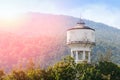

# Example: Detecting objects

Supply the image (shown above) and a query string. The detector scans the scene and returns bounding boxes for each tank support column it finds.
[71,50,73,57]
[83,51,85,61]
[88,52,91,63]
[76,51,78,63]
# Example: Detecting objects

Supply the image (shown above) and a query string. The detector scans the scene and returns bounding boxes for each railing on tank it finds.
[67,41,95,45]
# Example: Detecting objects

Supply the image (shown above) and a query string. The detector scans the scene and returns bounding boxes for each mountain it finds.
[0,13,120,71]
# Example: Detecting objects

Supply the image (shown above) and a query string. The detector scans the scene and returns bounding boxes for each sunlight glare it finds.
[0,10,20,20]
[0,10,24,31]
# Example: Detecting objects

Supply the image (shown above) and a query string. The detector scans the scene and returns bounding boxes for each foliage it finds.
[27,69,48,80]
[96,61,120,80]
[0,56,120,80]
[0,69,5,80]
[6,70,28,80]
[48,56,76,80]
[0,14,120,71]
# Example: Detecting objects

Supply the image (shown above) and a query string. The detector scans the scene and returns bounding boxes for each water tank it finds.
[67,19,95,63]
[67,21,95,47]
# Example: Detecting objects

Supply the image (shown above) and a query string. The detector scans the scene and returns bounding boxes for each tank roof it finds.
[68,19,95,31]
[67,26,95,31]
[77,18,85,24]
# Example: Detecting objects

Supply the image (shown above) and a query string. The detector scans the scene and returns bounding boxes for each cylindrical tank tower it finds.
[67,19,95,63]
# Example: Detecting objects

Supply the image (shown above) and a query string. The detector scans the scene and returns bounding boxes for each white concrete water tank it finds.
[67,19,95,63]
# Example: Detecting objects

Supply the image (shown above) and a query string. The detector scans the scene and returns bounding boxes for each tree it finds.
[49,56,76,80]
[0,69,5,80]
[1,56,120,80]
[7,70,28,80]
[75,63,102,80]
[26,58,35,71]
[97,49,112,62]
[27,69,48,80]
[96,61,120,80]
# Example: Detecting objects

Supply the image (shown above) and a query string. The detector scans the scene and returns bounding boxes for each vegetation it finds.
[0,56,119,80]
[0,14,120,71]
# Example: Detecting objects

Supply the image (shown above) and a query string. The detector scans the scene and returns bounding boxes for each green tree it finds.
[81,66,102,80]
[27,69,48,80]
[75,63,102,80]
[50,56,76,80]
[7,70,28,80]
[96,61,120,80]
[97,49,112,62]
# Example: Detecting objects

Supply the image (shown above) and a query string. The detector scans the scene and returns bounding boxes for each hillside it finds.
[0,13,120,71]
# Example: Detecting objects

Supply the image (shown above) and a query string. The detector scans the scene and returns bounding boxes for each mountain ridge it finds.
[0,13,120,71]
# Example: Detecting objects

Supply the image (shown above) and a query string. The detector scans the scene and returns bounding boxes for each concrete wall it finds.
[67,29,95,44]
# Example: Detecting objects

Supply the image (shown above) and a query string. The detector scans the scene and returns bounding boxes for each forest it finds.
[0,13,119,77]
[0,13,120,71]
[0,56,119,80]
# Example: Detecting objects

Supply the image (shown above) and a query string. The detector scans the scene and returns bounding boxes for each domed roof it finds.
[68,19,95,31]
[77,18,85,25]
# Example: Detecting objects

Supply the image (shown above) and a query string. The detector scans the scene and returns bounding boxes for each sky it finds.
[0,0,120,28]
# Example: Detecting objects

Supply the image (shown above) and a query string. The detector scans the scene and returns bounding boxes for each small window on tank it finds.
[78,51,83,60]
[73,51,76,59]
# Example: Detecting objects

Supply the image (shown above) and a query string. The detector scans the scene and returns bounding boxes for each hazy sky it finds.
[0,0,120,28]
